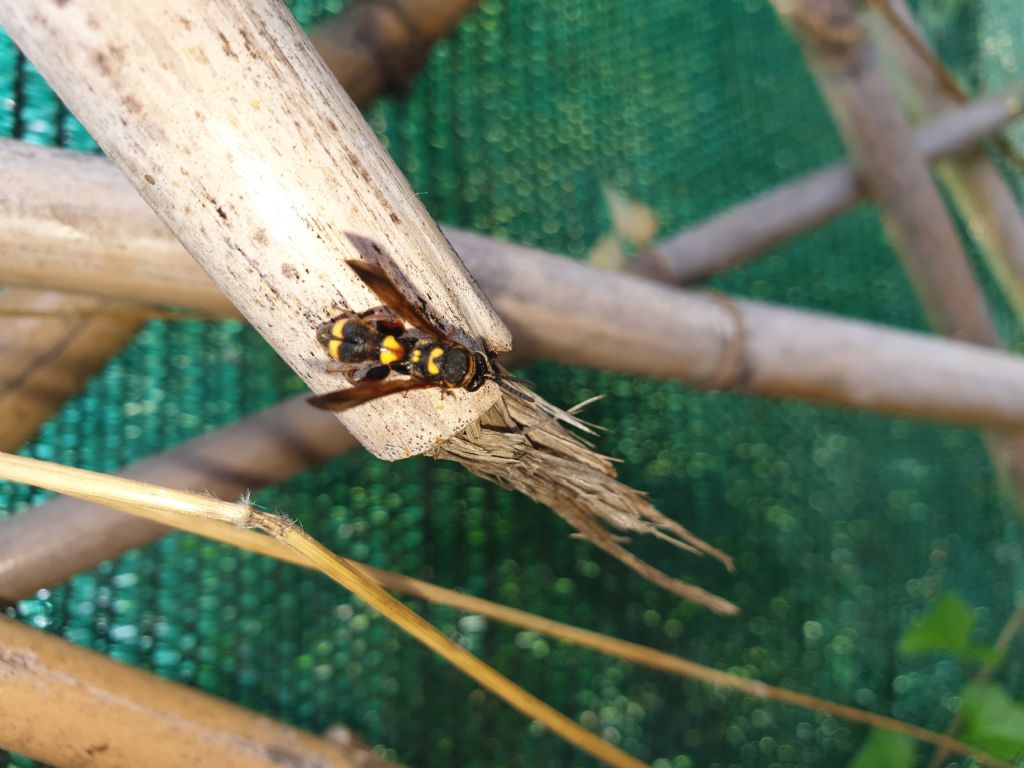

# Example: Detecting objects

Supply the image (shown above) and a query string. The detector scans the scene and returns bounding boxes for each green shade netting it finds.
[2,1,1023,766]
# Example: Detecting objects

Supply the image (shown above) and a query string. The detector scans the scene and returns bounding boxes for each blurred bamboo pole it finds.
[0,288,143,451]
[0,615,393,768]
[868,0,1024,328]
[0,0,477,452]
[772,0,1024,521]
[311,0,479,106]
[0,395,357,602]
[628,84,1024,283]
[6,143,1024,430]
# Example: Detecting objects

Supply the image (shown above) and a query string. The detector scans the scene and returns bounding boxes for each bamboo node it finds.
[702,291,751,391]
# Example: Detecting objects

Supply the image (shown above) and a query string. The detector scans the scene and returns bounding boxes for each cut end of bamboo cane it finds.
[429,388,739,616]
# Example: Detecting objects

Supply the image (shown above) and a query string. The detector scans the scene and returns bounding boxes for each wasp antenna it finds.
[495,377,535,403]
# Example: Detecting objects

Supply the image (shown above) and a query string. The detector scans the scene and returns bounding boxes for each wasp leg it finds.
[325,361,390,384]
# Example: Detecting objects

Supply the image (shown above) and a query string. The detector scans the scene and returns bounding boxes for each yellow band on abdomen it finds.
[427,346,445,376]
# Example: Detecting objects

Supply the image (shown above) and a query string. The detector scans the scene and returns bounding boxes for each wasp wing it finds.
[346,259,446,341]
[307,377,437,412]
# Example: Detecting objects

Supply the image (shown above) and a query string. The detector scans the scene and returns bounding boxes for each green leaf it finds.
[899,593,975,657]
[847,730,915,768]
[960,682,1024,760]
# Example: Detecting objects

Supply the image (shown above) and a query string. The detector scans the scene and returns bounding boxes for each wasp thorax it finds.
[441,347,472,386]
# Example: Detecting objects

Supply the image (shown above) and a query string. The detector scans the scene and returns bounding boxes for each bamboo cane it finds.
[6,141,1024,432]
[0,0,478,451]
[0,0,509,461]
[0,615,390,768]
[867,0,1024,330]
[0,472,1011,768]
[0,288,143,450]
[865,5,1024,765]
[0,450,652,768]
[311,0,479,106]
[771,0,1024,511]
[0,2,735,611]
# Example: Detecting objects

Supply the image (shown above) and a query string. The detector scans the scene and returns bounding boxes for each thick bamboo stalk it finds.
[311,0,479,106]
[0,394,356,603]
[632,85,1024,283]
[868,0,1024,328]
[0,0,509,461]
[6,142,1024,431]
[0,615,387,768]
[0,288,143,450]
[0,0,468,452]
[0,140,235,316]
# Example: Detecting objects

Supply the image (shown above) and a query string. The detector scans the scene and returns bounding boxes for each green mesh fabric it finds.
[2,1,1024,766]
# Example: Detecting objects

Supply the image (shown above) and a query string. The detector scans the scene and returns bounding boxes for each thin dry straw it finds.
[0,451,1011,768]
[0,451,646,768]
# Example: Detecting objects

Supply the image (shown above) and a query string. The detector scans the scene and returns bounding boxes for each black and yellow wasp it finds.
[308,260,529,412]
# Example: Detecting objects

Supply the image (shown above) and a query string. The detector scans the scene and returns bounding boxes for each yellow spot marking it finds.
[411,349,422,364]
[330,319,349,339]
[327,339,343,361]
[427,347,444,376]
[379,335,403,366]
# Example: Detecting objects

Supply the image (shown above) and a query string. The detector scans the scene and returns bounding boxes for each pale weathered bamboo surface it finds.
[0,0,474,451]
[0,0,508,460]
[0,615,391,768]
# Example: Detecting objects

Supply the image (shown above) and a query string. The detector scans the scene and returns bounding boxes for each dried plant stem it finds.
[431,385,738,614]
[311,0,479,106]
[1,0,698,608]
[1,459,1008,767]
[0,0,470,452]
[775,0,1024,533]
[278,524,647,768]
[868,0,1024,174]
[0,616,392,768]
[0,450,646,768]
